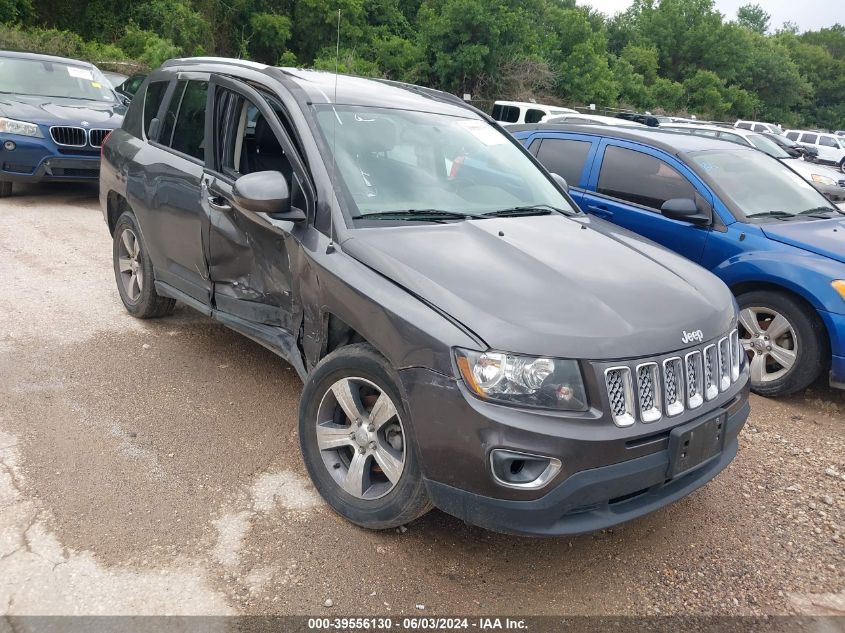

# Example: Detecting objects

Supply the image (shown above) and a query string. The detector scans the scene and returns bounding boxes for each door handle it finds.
[207,195,232,212]
[587,205,613,219]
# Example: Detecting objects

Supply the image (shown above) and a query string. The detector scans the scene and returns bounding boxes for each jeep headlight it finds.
[811,173,837,186]
[0,117,43,138]
[454,348,588,411]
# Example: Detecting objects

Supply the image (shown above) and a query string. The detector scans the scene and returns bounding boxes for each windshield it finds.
[745,133,791,159]
[314,105,574,218]
[691,149,838,220]
[0,57,116,102]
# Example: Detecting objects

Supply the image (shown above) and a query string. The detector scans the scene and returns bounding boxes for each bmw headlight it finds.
[811,173,837,186]
[0,117,43,138]
[454,348,588,411]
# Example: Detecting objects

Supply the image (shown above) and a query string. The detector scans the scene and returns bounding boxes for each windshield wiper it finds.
[746,211,798,221]
[481,204,570,218]
[796,206,844,219]
[352,209,477,222]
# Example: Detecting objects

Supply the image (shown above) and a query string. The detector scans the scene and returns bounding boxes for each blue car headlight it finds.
[454,348,588,411]
[0,117,43,138]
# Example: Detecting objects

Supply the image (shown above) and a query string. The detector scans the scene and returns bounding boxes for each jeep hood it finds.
[343,214,736,360]
[761,217,845,265]
[0,94,125,127]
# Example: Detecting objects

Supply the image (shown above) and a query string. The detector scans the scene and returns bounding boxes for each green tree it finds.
[736,4,770,35]
[247,12,292,64]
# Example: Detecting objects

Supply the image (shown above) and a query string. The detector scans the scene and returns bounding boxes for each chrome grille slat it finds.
[703,344,719,401]
[636,363,661,423]
[729,328,740,381]
[50,126,86,147]
[605,367,635,428]
[718,337,731,391]
[663,357,685,416]
[685,351,704,409]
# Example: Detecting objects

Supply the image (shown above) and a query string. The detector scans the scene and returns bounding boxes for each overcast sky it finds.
[578,0,845,33]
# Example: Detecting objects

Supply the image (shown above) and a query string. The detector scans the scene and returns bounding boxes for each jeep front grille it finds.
[604,329,740,427]
[50,126,86,147]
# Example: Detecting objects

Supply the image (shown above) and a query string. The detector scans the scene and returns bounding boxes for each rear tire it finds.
[299,343,432,529]
[0,181,11,197]
[839,158,845,174]
[112,211,176,318]
[736,290,826,397]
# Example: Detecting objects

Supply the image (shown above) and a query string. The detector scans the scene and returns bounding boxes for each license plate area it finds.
[667,414,725,479]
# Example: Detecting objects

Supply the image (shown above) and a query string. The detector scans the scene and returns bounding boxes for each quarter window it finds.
[535,138,592,188]
[524,109,546,124]
[142,80,167,139]
[597,146,696,211]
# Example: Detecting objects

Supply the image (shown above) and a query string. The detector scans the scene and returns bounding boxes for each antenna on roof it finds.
[327,8,341,255]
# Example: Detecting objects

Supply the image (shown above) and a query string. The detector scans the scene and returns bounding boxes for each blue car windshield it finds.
[691,149,839,219]
[0,57,116,102]
[314,105,574,218]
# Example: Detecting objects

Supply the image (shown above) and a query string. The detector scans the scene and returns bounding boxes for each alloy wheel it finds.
[315,377,406,500]
[117,228,143,303]
[738,306,798,384]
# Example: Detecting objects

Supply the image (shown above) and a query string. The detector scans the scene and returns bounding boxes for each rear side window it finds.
[736,122,752,130]
[160,80,208,160]
[819,136,839,148]
[525,109,546,124]
[597,146,695,211]
[717,132,744,144]
[785,131,799,141]
[491,104,519,123]
[143,80,168,139]
[752,124,766,132]
[801,133,818,144]
[535,138,591,188]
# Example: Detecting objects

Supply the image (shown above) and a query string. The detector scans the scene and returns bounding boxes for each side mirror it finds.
[550,172,569,193]
[232,171,304,221]
[660,198,712,226]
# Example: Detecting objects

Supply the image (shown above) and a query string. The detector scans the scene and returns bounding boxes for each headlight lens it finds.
[0,117,43,138]
[811,173,837,186]
[454,348,588,411]
[833,280,845,300]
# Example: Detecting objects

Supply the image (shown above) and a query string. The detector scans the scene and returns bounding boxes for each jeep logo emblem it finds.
[682,329,704,344]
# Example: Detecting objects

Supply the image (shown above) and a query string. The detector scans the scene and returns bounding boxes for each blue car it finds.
[0,51,127,197]
[512,123,845,397]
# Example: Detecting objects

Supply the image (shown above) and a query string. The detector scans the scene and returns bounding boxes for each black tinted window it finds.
[752,124,766,132]
[801,133,818,144]
[785,131,799,141]
[597,146,695,210]
[170,80,208,160]
[535,139,591,188]
[525,109,546,124]
[736,122,752,130]
[492,104,519,123]
[143,80,167,139]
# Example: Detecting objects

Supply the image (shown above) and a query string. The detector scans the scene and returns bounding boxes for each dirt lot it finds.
[0,182,842,617]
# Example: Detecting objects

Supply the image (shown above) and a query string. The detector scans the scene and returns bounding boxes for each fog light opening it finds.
[3,141,15,151]
[490,449,561,490]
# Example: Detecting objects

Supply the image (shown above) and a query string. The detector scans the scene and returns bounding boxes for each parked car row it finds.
[1,51,841,537]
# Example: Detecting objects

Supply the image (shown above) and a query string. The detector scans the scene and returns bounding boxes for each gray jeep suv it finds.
[100,57,750,535]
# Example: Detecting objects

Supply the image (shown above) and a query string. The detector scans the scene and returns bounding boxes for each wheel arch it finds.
[106,191,130,235]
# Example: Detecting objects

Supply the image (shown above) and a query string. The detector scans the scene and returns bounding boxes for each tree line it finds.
[1,0,843,128]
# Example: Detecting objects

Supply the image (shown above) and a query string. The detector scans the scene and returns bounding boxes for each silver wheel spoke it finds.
[121,230,135,256]
[118,257,133,273]
[316,424,355,451]
[750,353,767,383]
[373,444,403,484]
[369,392,397,430]
[342,452,367,497]
[766,314,791,340]
[739,308,761,336]
[135,268,143,292]
[769,345,796,370]
[331,379,366,422]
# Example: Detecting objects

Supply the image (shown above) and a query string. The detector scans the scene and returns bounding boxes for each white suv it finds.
[784,130,845,171]
[735,119,782,134]
[491,101,577,126]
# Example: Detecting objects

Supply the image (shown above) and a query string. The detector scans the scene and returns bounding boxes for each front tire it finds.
[299,343,432,529]
[737,290,826,397]
[112,211,176,318]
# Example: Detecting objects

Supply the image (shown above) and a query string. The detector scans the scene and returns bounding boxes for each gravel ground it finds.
[0,182,842,617]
